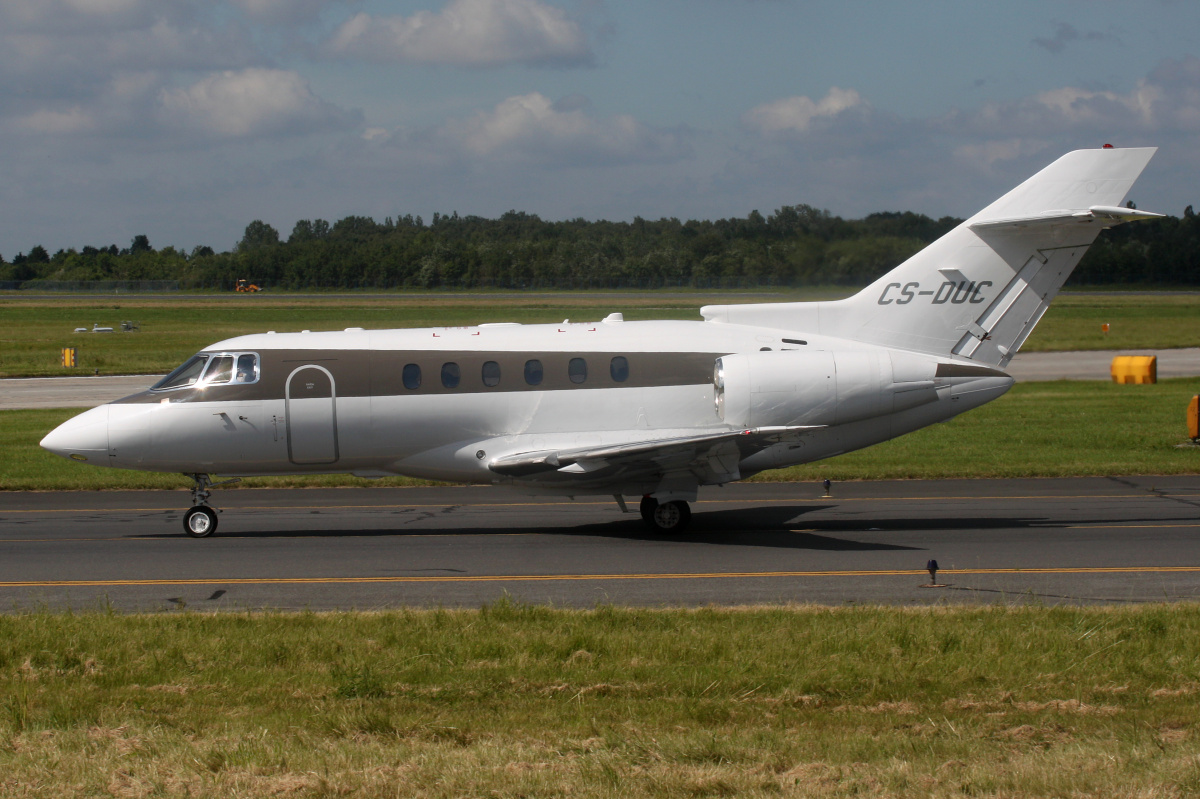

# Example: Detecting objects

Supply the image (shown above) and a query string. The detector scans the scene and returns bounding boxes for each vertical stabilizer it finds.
[702,147,1160,366]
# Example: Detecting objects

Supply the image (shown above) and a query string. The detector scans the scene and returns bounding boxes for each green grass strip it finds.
[1,604,1199,797]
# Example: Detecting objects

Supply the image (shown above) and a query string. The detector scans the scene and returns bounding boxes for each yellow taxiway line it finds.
[2,566,1200,589]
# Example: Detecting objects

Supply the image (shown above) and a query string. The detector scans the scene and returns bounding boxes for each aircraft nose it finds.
[40,405,110,465]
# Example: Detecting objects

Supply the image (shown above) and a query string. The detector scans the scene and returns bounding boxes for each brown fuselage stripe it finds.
[114,349,728,405]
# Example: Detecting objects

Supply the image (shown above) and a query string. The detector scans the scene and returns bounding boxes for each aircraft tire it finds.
[639,496,657,524]
[184,506,218,538]
[649,500,691,533]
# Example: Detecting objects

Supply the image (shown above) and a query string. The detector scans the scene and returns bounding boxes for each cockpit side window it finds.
[151,355,209,390]
[235,353,259,383]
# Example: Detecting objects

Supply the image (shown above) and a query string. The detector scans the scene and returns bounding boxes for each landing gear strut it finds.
[639,496,692,533]
[182,473,238,538]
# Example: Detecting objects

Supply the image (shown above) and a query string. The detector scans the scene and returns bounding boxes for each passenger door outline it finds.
[285,364,339,465]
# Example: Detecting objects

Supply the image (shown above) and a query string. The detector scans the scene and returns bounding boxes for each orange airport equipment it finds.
[1110,355,1156,384]
[1189,396,1199,442]
[61,347,76,367]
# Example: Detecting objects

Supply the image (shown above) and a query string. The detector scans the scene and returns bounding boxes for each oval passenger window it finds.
[610,356,629,382]
[403,363,421,390]
[568,357,587,384]
[482,361,501,387]
[524,359,543,386]
[441,362,460,389]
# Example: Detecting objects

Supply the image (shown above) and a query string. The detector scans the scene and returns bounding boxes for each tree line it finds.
[2,204,1197,290]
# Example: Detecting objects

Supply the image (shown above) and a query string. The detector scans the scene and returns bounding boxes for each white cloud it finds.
[158,68,357,138]
[742,88,866,136]
[326,0,592,67]
[433,92,687,165]
[941,57,1200,138]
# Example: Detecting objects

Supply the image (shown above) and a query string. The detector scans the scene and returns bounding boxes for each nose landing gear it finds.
[182,473,239,538]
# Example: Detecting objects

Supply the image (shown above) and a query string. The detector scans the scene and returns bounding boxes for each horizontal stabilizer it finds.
[971,205,1165,232]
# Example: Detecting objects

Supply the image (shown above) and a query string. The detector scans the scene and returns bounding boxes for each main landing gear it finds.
[639,495,692,533]
[182,473,238,538]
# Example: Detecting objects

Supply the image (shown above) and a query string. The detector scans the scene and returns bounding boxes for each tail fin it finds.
[702,147,1161,366]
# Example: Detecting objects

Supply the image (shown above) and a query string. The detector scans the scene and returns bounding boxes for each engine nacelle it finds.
[714,349,939,428]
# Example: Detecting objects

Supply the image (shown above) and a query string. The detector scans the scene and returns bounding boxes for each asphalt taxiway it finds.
[2,478,1199,612]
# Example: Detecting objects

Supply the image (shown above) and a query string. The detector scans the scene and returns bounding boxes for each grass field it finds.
[6,378,1199,490]
[2,291,1198,378]
[2,604,1199,797]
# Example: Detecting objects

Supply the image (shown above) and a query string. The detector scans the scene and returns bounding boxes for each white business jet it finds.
[42,147,1162,537]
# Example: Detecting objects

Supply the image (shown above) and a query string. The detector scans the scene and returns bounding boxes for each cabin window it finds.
[235,353,258,383]
[403,363,421,390]
[524,359,543,386]
[441,362,461,389]
[569,357,587,384]
[203,355,234,385]
[610,356,629,383]
[482,361,501,387]
[151,354,208,390]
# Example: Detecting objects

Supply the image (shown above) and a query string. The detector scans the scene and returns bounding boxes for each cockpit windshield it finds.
[205,355,234,385]
[151,352,260,391]
[151,355,209,390]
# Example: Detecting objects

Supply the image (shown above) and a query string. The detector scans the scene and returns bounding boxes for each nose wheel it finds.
[183,505,218,538]
[639,496,692,533]
[182,473,237,538]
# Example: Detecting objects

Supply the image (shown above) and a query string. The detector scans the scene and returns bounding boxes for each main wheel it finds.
[183,506,218,538]
[639,496,657,524]
[648,500,691,533]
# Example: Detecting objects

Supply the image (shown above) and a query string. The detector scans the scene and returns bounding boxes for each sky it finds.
[2,0,1199,256]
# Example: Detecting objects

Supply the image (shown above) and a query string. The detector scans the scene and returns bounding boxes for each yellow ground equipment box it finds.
[1110,355,1156,384]
[61,347,76,367]
[1189,396,1199,441]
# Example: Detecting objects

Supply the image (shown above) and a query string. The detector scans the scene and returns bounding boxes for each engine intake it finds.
[714,350,938,428]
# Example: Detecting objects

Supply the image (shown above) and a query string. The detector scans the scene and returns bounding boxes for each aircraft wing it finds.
[488,426,821,485]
